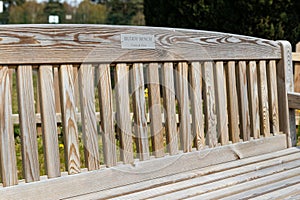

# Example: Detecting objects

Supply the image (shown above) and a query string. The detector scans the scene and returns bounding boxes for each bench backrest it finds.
[0,25,294,187]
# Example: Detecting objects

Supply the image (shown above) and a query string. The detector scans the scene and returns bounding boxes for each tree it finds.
[106,0,144,25]
[44,0,66,23]
[76,0,106,24]
[144,0,300,47]
[9,1,46,24]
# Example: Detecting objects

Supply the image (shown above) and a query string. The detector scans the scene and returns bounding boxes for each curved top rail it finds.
[0,24,282,65]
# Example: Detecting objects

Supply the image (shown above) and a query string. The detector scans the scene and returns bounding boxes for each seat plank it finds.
[115,63,134,163]
[176,62,192,152]
[189,62,205,149]
[17,65,40,182]
[147,63,164,157]
[97,64,117,167]
[66,147,300,200]
[131,63,150,160]
[59,64,81,175]
[108,151,300,200]
[0,66,18,187]
[162,62,178,155]
[38,65,60,178]
[247,61,261,139]
[78,64,100,170]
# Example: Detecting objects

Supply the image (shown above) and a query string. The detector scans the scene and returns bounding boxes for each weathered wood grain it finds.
[78,64,100,170]
[0,135,287,200]
[294,43,300,92]
[213,61,229,145]
[247,61,260,139]
[147,63,164,158]
[59,65,81,174]
[267,60,280,133]
[176,62,192,152]
[237,61,251,141]
[288,92,300,109]
[17,65,40,182]
[38,65,60,178]
[189,62,205,149]
[258,61,271,137]
[68,147,299,200]
[202,62,217,147]
[0,25,281,64]
[53,67,61,113]
[277,41,295,147]
[97,64,117,167]
[115,64,134,163]
[131,63,150,160]
[226,61,240,143]
[162,62,178,155]
[0,66,18,187]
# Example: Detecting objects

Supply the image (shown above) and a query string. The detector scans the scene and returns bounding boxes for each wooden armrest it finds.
[288,92,300,109]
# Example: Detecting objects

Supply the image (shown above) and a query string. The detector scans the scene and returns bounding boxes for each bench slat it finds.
[78,64,100,170]
[189,62,205,149]
[162,62,178,155]
[147,63,164,158]
[267,60,280,133]
[59,65,81,174]
[38,65,60,178]
[176,62,192,152]
[115,64,134,163]
[97,64,117,167]
[214,61,229,145]
[203,62,218,147]
[0,66,18,187]
[131,63,150,160]
[258,60,271,137]
[226,61,240,143]
[237,61,251,141]
[247,61,261,139]
[17,65,40,182]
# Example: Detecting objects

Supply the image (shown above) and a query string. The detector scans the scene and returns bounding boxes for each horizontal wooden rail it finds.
[288,92,300,109]
[292,52,300,62]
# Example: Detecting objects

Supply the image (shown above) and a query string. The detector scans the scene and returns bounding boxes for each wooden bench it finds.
[0,24,300,199]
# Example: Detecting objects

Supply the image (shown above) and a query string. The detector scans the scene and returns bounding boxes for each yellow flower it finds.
[59,143,64,148]
[144,88,148,98]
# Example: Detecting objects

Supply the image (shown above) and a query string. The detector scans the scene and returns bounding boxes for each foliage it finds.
[9,1,46,24]
[144,0,300,47]
[76,0,107,24]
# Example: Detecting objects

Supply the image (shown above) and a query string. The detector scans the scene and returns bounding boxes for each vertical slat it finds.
[53,67,61,113]
[267,60,280,134]
[97,64,117,167]
[78,64,100,170]
[277,41,295,147]
[162,62,178,155]
[189,62,205,149]
[0,66,18,187]
[258,60,271,137]
[226,61,240,143]
[176,62,192,152]
[59,65,81,175]
[115,64,134,163]
[16,65,40,182]
[38,65,60,178]
[131,63,149,160]
[237,61,251,141]
[147,63,164,158]
[202,62,217,147]
[294,42,300,93]
[214,61,229,145]
[247,61,261,139]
